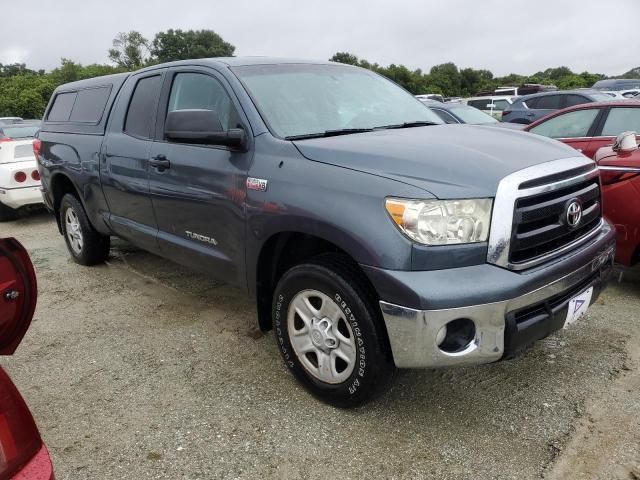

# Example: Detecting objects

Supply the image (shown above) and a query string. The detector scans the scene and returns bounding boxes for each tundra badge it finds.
[186,231,218,245]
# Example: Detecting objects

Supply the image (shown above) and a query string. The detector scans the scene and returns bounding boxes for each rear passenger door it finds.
[147,67,253,287]
[101,72,164,251]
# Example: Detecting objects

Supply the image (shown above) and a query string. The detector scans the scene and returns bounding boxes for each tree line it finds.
[0,29,637,119]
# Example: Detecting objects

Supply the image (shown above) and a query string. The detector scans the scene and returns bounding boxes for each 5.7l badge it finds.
[247,177,268,192]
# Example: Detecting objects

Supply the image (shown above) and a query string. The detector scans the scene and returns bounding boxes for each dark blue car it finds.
[502,90,611,124]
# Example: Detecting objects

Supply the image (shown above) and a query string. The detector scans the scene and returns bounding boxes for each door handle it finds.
[149,155,170,170]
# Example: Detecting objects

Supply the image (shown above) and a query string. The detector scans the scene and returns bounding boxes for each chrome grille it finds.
[487,157,604,271]
[510,178,601,264]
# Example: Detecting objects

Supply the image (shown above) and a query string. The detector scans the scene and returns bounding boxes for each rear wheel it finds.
[273,255,395,407]
[59,194,110,265]
[0,202,18,222]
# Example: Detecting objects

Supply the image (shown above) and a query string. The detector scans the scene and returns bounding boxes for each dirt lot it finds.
[2,211,639,479]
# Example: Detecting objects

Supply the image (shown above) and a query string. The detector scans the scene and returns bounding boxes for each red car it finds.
[595,132,640,266]
[0,238,54,479]
[524,100,640,159]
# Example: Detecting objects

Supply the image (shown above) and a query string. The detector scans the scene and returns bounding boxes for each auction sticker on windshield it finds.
[564,287,594,328]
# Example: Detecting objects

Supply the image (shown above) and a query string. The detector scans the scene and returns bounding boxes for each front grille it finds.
[509,178,602,264]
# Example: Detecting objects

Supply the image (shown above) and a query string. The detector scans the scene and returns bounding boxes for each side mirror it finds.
[612,131,638,153]
[165,109,247,149]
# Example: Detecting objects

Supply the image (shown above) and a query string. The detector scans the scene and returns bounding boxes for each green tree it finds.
[150,29,235,63]
[108,31,149,69]
[329,52,360,66]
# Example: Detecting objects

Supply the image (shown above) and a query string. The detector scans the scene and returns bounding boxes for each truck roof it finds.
[134,56,336,73]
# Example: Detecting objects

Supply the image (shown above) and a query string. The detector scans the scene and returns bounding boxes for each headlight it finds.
[385,198,493,245]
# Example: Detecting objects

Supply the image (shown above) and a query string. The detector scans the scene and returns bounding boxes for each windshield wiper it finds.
[285,128,374,140]
[375,121,440,130]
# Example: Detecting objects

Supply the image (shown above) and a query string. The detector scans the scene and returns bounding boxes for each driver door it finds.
[147,68,252,287]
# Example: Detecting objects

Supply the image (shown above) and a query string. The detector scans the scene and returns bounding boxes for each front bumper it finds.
[0,185,43,209]
[371,223,616,368]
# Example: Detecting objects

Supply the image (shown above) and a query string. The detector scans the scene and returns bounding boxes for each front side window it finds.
[529,108,599,138]
[233,64,443,139]
[168,73,236,131]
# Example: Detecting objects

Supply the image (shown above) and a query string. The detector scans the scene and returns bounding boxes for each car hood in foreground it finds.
[293,124,584,198]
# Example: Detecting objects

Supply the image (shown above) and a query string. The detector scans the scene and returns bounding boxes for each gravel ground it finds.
[2,210,639,480]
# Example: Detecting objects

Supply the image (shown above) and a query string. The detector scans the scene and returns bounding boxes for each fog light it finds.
[438,318,476,354]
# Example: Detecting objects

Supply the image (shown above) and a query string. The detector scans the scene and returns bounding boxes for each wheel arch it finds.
[49,172,83,234]
[253,230,381,332]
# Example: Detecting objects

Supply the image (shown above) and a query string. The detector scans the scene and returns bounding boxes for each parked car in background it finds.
[419,99,498,125]
[491,84,557,96]
[0,237,54,479]
[595,132,640,266]
[502,90,611,124]
[464,95,514,119]
[0,117,23,126]
[593,78,640,92]
[0,121,42,221]
[37,58,615,407]
[415,93,444,103]
[524,100,640,158]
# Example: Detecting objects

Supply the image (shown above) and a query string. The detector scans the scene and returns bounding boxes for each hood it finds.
[293,124,583,198]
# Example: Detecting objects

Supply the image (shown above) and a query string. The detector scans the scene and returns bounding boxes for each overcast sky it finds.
[3,0,638,76]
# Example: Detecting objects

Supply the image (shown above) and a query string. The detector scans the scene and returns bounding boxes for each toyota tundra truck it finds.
[36,58,615,407]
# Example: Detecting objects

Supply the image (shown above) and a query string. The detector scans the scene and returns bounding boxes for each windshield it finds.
[233,64,443,139]
[448,105,497,124]
[0,124,40,139]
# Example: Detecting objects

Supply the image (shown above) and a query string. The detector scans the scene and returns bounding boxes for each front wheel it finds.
[273,255,395,407]
[59,194,110,266]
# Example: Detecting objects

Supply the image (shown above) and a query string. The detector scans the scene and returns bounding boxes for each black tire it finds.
[273,254,396,407]
[0,202,18,222]
[59,193,110,266]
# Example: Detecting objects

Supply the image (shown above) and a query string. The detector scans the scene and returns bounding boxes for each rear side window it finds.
[47,92,77,121]
[564,95,590,108]
[431,108,458,124]
[493,100,510,111]
[535,95,562,109]
[124,75,163,139]
[601,107,640,136]
[468,100,489,110]
[47,86,112,123]
[69,87,111,123]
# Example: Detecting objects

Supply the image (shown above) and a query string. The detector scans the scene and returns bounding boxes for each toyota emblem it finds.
[566,200,583,228]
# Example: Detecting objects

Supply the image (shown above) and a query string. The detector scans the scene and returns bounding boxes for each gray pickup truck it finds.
[37,58,615,407]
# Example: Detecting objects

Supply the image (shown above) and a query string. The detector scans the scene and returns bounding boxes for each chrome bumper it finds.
[379,245,615,369]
